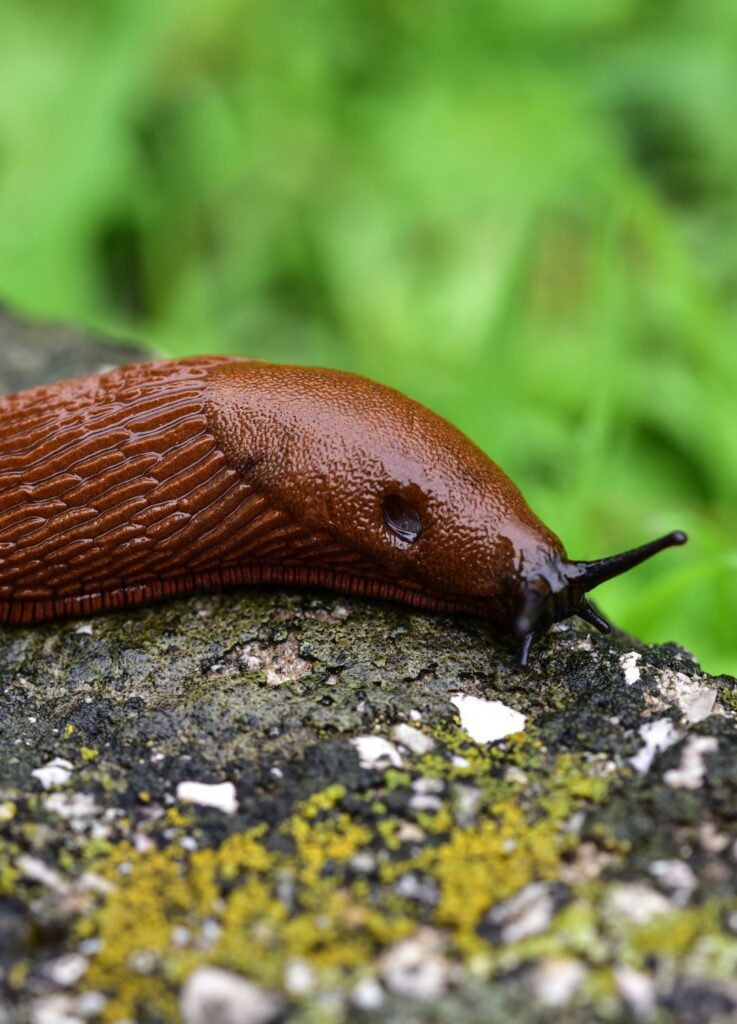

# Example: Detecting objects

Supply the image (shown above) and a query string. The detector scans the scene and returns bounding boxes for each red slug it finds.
[0,357,686,665]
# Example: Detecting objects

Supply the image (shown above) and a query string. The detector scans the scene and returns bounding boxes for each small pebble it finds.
[615,965,656,1017]
[408,793,441,813]
[284,959,315,996]
[176,781,238,814]
[379,928,452,1001]
[45,953,88,987]
[533,957,586,1007]
[649,859,697,896]
[31,758,73,790]
[620,651,641,685]
[485,882,554,943]
[608,883,671,923]
[350,736,403,770]
[181,967,284,1024]
[391,723,436,755]
[351,978,385,1011]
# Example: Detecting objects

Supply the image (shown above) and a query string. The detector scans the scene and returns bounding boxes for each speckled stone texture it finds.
[1,310,737,1024]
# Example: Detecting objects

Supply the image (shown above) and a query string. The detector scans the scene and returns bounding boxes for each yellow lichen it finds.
[627,904,723,959]
[75,739,618,1020]
[0,801,16,823]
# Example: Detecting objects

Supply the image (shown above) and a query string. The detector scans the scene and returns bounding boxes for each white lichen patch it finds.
[485,882,555,943]
[450,694,526,744]
[629,719,682,773]
[664,736,718,790]
[655,668,718,723]
[176,781,238,814]
[239,634,311,686]
[351,736,403,770]
[608,883,672,923]
[45,792,99,823]
[572,636,593,652]
[17,855,69,894]
[408,793,442,813]
[31,757,73,789]
[699,821,730,853]
[620,651,642,685]
[29,993,85,1024]
[559,841,613,884]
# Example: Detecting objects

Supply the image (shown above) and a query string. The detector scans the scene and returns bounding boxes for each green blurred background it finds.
[0,0,735,673]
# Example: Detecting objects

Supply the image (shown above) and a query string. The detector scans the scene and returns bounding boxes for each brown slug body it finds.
[0,357,686,665]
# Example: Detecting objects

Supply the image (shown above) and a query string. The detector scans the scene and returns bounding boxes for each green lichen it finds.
[720,686,737,714]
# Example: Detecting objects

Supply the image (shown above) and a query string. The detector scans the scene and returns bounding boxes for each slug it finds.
[0,357,686,665]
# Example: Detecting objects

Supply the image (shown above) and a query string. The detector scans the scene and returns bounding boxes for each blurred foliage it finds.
[0,0,735,673]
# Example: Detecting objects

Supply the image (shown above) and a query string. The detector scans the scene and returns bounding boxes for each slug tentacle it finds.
[518,631,535,669]
[566,531,687,592]
[578,599,611,634]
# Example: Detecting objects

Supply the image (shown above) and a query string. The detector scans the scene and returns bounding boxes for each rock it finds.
[181,968,284,1024]
[2,309,737,1024]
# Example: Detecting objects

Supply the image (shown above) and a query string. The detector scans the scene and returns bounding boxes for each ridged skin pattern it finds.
[0,357,566,627]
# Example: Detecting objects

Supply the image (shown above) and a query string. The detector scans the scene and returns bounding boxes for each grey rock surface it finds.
[1,310,737,1024]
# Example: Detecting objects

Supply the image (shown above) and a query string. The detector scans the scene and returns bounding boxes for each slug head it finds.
[514,530,688,666]
[206,360,565,599]
[206,361,686,666]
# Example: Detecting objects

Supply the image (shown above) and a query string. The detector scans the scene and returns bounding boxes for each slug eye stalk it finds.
[566,530,688,592]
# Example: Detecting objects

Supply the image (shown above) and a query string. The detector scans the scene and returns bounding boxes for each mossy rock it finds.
[1,310,736,1024]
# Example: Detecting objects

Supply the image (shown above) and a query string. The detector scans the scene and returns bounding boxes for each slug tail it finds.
[568,530,687,592]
